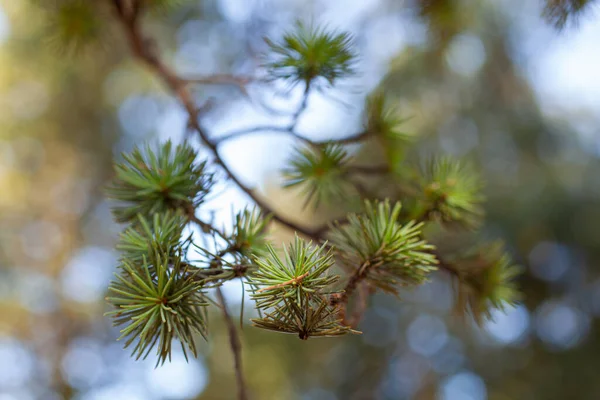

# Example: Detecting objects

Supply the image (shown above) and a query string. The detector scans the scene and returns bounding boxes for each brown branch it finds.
[182,74,252,89]
[346,282,369,327]
[328,131,370,145]
[184,203,228,240]
[330,260,375,325]
[215,286,249,400]
[216,125,372,149]
[216,125,315,146]
[110,0,324,243]
[289,81,311,131]
[331,249,459,327]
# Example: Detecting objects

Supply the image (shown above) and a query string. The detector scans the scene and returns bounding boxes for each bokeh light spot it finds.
[407,315,448,357]
[145,349,208,399]
[440,371,487,400]
[484,305,530,345]
[60,247,117,303]
[535,300,589,350]
[445,34,486,77]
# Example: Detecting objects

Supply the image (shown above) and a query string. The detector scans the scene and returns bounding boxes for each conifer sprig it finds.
[329,200,438,294]
[417,158,484,228]
[247,236,357,339]
[117,211,188,265]
[364,91,412,142]
[105,252,208,366]
[283,144,351,208]
[106,141,214,223]
[542,0,593,28]
[251,295,356,340]
[249,236,338,310]
[232,207,272,257]
[450,241,521,323]
[45,0,104,54]
[265,22,357,87]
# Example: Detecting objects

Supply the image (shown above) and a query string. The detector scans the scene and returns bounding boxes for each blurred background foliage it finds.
[1,0,600,399]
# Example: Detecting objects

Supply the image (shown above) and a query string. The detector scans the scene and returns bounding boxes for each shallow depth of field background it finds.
[1,0,600,399]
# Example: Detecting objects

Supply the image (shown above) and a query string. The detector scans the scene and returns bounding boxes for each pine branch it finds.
[107,0,519,361]
[216,125,371,147]
[215,286,248,400]
[110,0,324,243]
[289,81,311,132]
[182,74,252,90]
[184,204,228,241]
[216,125,315,147]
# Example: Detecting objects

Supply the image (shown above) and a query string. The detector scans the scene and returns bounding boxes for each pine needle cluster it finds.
[450,241,521,323]
[106,253,208,365]
[417,157,484,228]
[117,211,189,265]
[283,144,352,208]
[364,91,412,143]
[45,0,105,54]
[542,0,593,28]
[231,207,272,258]
[248,236,356,339]
[329,200,438,294]
[106,141,214,224]
[265,22,357,87]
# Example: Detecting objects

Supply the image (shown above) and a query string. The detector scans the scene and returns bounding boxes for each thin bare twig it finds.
[216,125,304,145]
[216,125,372,148]
[329,131,370,144]
[215,287,249,400]
[184,203,229,240]
[182,74,252,89]
[347,282,369,327]
[289,81,312,132]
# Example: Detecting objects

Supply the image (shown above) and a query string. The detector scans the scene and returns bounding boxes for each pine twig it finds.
[215,287,249,400]
[110,0,323,242]
[216,125,314,146]
[183,74,251,89]
[289,81,312,131]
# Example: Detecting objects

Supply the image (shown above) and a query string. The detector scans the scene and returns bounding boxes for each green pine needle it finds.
[105,252,208,366]
[451,241,521,324]
[283,143,352,208]
[249,235,339,310]
[106,140,214,224]
[542,0,591,29]
[250,295,358,340]
[117,211,188,266]
[248,236,354,339]
[265,21,357,87]
[418,157,484,228]
[364,91,413,142]
[45,0,104,55]
[232,207,272,257]
[328,200,438,294]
